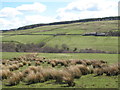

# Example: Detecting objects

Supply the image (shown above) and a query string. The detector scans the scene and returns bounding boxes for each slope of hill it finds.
[2,18,119,53]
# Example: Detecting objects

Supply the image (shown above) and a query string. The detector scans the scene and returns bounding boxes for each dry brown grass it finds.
[93,68,104,76]
[35,61,41,66]
[2,60,9,65]
[6,72,23,86]
[92,62,102,68]
[84,60,92,66]
[51,61,56,67]
[36,72,45,82]
[60,70,75,87]
[24,71,38,84]
[18,63,24,67]
[22,68,32,77]
[52,69,63,83]
[66,65,82,78]
[27,61,31,66]
[40,68,53,81]
[76,65,90,75]
[28,66,38,73]
[104,66,119,76]
[22,61,27,65]
[2,69,12,80]
[12,64,19,70]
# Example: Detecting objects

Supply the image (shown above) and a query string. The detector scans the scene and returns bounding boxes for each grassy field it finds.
[2,20,118,53]
[2,35,118,52]
[2,52,118,64]
[2,52,119,88]
[2,75,118,88]
[1,20,119,89]
[3,20,118,35]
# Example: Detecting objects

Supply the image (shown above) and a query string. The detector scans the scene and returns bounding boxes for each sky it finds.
[0,0,119,30]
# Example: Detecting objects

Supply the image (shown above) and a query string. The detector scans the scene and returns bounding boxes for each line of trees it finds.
[2,42,119,54]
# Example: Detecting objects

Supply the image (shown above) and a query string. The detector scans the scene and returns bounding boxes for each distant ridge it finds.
[2,16,119,31]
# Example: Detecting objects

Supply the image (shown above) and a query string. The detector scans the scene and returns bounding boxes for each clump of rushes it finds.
[51,69,63,83]
[6,72,21,86]
[92,62,102,68]
[80,60,87,66]
[104,66,119,76]
[17,72,24,81]
[28,66,38,73]
[27,61,31,66]
[2,60,7,65]
[56,60,68,67]
[22,68,32,77]
[24,71,38,84]
[100,60,107,64]
[51,61,56,67]
[22,61,27,65]
[40,68,52,81]
[1,65,6,70]
[62,60,68,67]
[36,72,44,82]
[1,69,12,80]
[35,61,41,66]
[87,66,94,74]
[18,63,24,67]
[66,66,82,78]
[8,65,19,71]
[48,68,61,80]
[84,60,92,66]
[76,65,89,75]
[12,64,19,70]
[60,70,75,87]
[8,65,14,71]
[93,68,104,76]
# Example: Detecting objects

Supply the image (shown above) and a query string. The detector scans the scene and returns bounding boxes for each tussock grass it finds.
[76,65,90,75]
[1,53,120,88]
[1,70,12,80]
[35,61,41,66]
[60,70,75,87]
[27,61,31,66]
[6,72,23,86]
[24,71,38,84]
[66,65,82,79]
[94,68,104,76]
[18,63,24,67]
[22,68,32,77]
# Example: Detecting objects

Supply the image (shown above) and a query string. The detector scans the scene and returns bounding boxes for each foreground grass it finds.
[2,74,118,88]
[2,52,119,88]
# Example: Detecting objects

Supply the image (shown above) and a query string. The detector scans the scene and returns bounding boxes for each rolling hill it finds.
[2,17,119,53]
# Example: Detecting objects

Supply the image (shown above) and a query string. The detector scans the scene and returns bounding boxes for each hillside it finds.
[2,19,119,53]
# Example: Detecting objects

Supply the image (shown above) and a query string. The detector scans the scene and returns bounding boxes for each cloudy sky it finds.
[0,0,119,30]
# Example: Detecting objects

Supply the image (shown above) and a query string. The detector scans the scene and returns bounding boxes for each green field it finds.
[2,52,118,64]
[3,20,118,35]
[2,35,118,52]
[2,20,119,53]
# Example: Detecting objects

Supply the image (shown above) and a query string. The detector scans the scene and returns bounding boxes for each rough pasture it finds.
[1,53,119,88]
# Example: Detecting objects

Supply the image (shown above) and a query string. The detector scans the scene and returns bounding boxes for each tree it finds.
[61,44,69,51]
